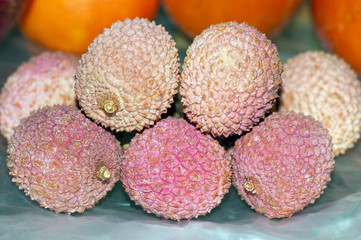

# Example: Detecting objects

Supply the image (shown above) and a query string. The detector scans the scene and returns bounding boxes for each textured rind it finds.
[75,18,180,132]
[121,117,232,221]
[232,112,335,218]
[7,105,122,214]
[180,21,283,137]
[280,51,361,156]
[0,51,78,140]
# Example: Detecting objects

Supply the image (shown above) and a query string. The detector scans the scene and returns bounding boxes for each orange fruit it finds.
[19,0,160,54]
[162,0,303,38]
[312,0,361,75]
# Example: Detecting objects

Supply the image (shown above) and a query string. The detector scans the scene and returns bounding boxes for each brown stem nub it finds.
[96,165,111,181]
[245,180,256,194]
[102,99,117,114]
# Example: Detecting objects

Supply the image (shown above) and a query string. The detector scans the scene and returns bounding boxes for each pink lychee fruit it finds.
[232,111,335,218]
[121,116,231,221]
[180,21,283,137]
[7,104,122,214]
[0,51,78,140]
[75,18,180,133]
[280,51,361,156]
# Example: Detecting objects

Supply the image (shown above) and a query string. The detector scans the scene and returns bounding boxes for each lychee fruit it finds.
[180,21,283,137]
[0,0,25,41]
[232,111,335,218]
[75,18,180,133]
[0,51,78,140]
[280,51,361,156]
[7,105,122,214]
[121,116,232,221]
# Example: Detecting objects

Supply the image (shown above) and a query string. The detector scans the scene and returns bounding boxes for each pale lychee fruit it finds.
[232,111,335,218]
[121,117,231,221]
[180,21,283,137]
[75,18,180,132]
[280,51,361,156]
[7,105,122,214]
[0,51,78,140]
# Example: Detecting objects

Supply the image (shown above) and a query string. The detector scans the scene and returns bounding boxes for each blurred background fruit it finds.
[18,0,160,54]
[312,0,361,75]
[0,0,25,41]
[162,0,304,39]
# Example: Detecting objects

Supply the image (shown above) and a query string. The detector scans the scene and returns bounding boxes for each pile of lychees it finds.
[2,18,361,220]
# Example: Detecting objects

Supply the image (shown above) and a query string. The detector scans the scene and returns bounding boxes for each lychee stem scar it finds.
[102,99,117,114]
[96,165,111,181]
[245,180,256,194]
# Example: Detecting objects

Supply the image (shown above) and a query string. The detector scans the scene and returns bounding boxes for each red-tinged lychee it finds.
[0,0,25,41]
[280,51,361,156]
[75,18,180,133]
[121,116,231,221]
[232,111,335,218]
[0,51,78,140]
[7,105,122,214]
[180,21,283,137]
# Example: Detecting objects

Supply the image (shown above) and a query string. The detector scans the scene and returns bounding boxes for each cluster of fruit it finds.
[1,15,361,221]
[1,0,361,76]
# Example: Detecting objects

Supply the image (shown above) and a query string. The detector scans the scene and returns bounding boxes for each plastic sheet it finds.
[1,2,361,239]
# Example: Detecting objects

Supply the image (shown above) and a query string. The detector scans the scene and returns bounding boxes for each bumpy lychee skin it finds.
[280,51,361,156]
[121,117,231,221]
[232,112,335,219]
[7,105,122,214]
[0,51,78,140]
[180,21,283,137]
[75,18,180,132]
